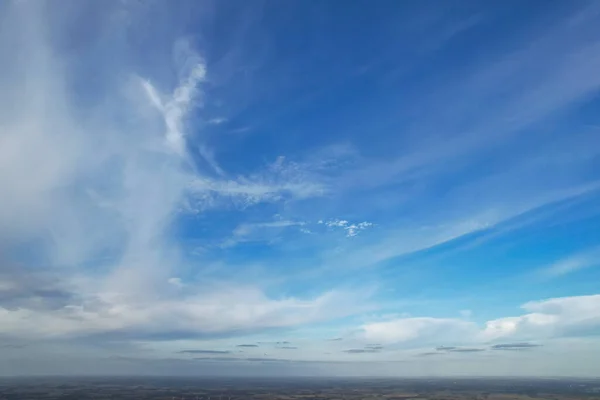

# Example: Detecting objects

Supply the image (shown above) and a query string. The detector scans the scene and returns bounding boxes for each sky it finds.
[1,0,600,377]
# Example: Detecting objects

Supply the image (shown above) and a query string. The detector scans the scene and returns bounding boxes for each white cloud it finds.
[207,117,227,125]
[233,220,304,237]
[0,2,356,352]
[0,285,369,340]
[0,2,327,343]
[323,219,373,237]
[2,1,600,376]
[345,222,373,237]
[168,277,185,288]
[142,48,206,157]
[361,317,477,345]
[481,294,600,341]
[320,216,491,271]
[221,219,306,248]
[188,157,327,209]
[358,294,600,347]
[325,219,349,228]
[540,246,600,277]
[315,181,599,274]
[339,3,600,196]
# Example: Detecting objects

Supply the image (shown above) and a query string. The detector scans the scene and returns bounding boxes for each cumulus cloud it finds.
[358,294,600,348]
[481,294,600,341]
[320,219,373,237]
[361,317,477,345]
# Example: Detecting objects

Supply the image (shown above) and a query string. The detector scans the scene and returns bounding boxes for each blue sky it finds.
[1,0,600,376]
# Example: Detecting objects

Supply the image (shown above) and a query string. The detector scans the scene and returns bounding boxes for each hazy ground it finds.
[1,377,600,400]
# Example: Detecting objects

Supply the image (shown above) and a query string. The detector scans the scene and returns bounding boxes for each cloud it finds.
[0,286,368,340]
[1,344,26,349]
[142,41,207,157]
[343,349,380,354]
[233,221,302,236]
[193,356,237,362]
[245,357,291,362]
[481,294,600,341]
[490,343,541,351]
[207,117,227,125]
[178,350,231,354]
[190,356,347,364]
[418,352,442,357]
[188,156,328,209]
[236,344,259,348]
[448,348,485,353]
[361,317,477,345]
[0,1,374,347]
[2,0,600,376]
[167,277,185,289]
[257,341,291,345]
[0,266,75,311]
[221,219,307,247]
[338,2,600,198]
[433,346,484,353]
[321,219,373,237]
[358,295,600,348]
[0,0,212,310]
[434,345,484,353]
[540,247,600,277]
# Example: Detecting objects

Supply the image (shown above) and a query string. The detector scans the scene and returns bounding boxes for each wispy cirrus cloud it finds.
[2,0,600,377]
[178,349,231,354]
[540,247,600,277]
[0,1,366,346]
[343,348,380,354]
[447,348,485,353]
[491,343,541,351]
[188,157,328,209]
